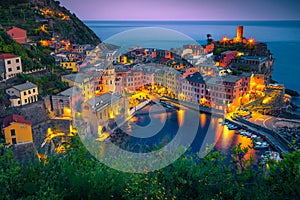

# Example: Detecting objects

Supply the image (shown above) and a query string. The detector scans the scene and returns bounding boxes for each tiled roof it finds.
[12,81,37,91]
[0,53,19,60]
[3,114,32,128]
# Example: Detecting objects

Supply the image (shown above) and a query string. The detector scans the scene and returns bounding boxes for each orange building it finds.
[5,26,27,44]
[2,114,33,146]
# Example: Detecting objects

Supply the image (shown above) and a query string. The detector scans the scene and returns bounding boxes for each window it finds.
[11,129,16,136]
[33,89,36,93]
[100,112,102,119]
[24,91,27,95]
[28,90,31,94]
[17,100,20,105]
[16,59,20,63]
[12,138,17,145]
[8,68,12,72]
[16,66,20,70]
[25,99,27,103]
[7,60,11,65]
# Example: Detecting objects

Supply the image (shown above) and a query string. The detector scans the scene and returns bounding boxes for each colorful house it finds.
[85,92,124,132]
[0,54,22,80]
[218,51,237,67]
[6,81,38,107]
[60,61,78,72]
[2,114,33,146]
[62,73,94,101]
[5,26,27,44]
[181,72,206,103]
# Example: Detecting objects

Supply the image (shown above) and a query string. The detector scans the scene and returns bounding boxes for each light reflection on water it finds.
[119,104,260,159]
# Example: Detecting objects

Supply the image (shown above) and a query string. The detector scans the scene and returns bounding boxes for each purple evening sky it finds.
[59,0,300,21]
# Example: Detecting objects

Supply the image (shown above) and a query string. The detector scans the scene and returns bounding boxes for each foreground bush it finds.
[0,139,299,200]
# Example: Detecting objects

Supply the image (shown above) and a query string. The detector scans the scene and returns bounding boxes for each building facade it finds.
[6,81,38,107]
[62,73,94,101]
[0,54,22,81]
[51,86,83,117]
[3,114,33,146]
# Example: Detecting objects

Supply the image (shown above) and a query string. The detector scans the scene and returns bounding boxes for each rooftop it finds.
[3,114,32,128]
[58,86,82,97]
[86,92,122,111]
[12,81,37,91]
[62,73,93,84]
[5,26,26,32]
[221,75,241,83]
[0,53,19,60]
[186,72,205,84]
[240,56,267,61]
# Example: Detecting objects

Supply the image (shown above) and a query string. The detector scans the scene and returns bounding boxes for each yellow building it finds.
[6,81,38,107]
[62,73,94,101]
[85,92,124,130]
[60,61,78,72]
[3,114,33,146]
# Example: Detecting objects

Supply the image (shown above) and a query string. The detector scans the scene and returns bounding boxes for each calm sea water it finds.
[119,104,259,160]
[84,20,300,107]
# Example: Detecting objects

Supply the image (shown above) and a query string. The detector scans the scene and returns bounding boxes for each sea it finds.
[84,20,300,112]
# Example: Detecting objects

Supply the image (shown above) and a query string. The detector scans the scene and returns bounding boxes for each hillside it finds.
[0,30,54,72]
[0,0,101,45]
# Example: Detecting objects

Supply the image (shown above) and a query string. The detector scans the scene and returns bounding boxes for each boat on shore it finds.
[260,151,282,163]
[254,141,270,150]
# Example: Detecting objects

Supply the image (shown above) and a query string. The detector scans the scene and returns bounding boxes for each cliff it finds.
[0,0,101,45]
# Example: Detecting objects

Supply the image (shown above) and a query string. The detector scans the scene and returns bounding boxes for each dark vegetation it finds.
[0,0,101,45]
[0,138,299,200]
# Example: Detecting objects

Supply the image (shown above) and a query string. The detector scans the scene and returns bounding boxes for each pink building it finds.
[115,70,143,93]
[181,72,206,103]
[182,67,199,78]
[219,51,237,67]
[5,26,27,44]
[205,74,250,109]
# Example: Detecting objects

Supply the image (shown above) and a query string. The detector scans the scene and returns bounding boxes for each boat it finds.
[239,130,251,136]
[254,141,269,150]
[227,124,238,130]
[260,151,282,163]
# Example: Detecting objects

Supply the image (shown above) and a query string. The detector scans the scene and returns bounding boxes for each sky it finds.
[59,0,300,21]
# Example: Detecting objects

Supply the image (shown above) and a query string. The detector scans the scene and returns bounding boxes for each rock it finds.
[285,89,300,97]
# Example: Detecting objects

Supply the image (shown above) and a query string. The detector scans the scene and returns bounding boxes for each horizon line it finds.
[82,19,300,22]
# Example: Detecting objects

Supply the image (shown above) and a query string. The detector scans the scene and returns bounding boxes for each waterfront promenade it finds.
[227,117,296,154]
[161,96,296,155]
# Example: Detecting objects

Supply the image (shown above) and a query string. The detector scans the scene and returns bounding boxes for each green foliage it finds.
[0,139,299,200]
[17,73,69,96]
[237,65,252,72]
[0,30,55,71]
[0,0,101,45]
